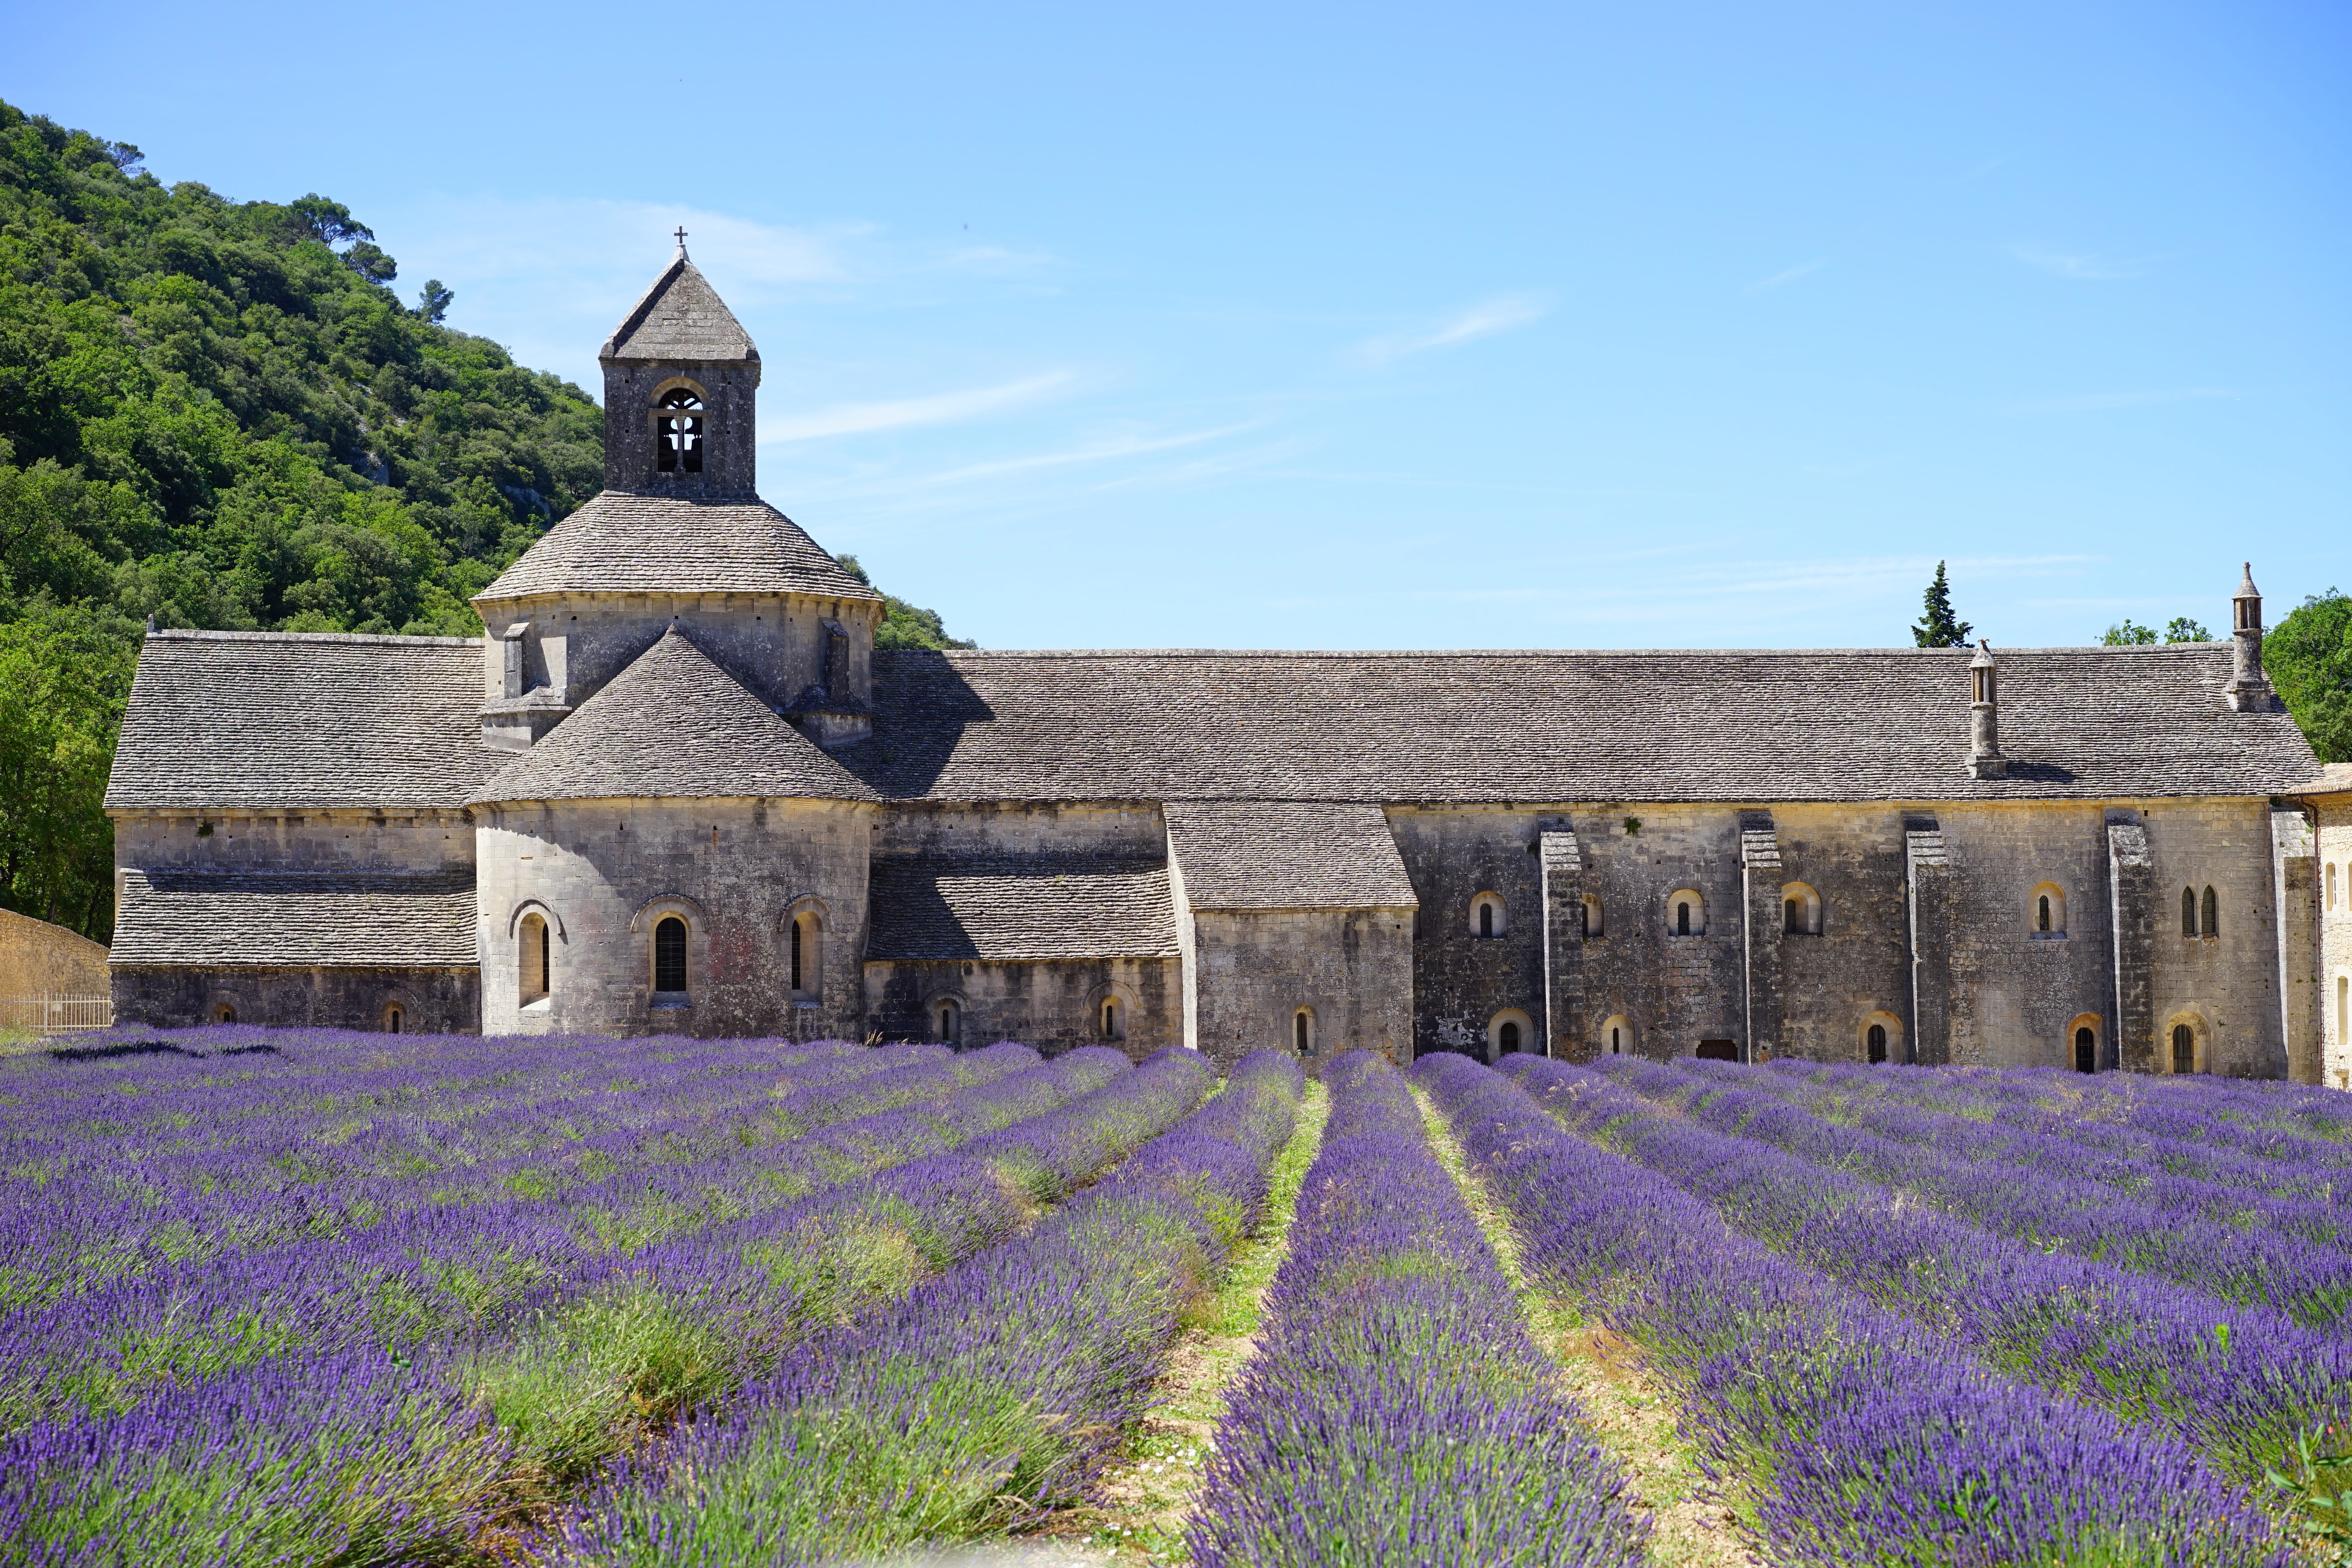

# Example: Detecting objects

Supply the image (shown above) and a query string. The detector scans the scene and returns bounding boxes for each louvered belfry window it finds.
[654,916,688,992]
[654,388,704,474]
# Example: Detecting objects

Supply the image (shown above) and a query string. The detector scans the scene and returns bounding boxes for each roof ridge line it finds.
[897,644,2231,659]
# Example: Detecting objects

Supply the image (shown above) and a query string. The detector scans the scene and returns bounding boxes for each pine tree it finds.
[1913,561,1973,647]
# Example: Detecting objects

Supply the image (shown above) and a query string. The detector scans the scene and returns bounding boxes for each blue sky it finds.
[9,2,2348,650]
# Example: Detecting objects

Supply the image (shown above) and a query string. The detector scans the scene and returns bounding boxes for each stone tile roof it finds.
[856,645,2325,804]
[474,492,880,603]
[1165,801,1419,911]
[106,631,500,812]
[470,630,877,806]
[111,870,477,967]
[2295,762,2352,800]
[601,253,757,363]
[867,855,1178,960]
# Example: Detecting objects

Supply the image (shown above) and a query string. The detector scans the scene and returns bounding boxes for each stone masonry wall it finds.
[475,796,872,1038]
[1187,906,1414,1074]
[871,801,1168,858]
[862,956,1179,1060]
[113,964,478,1033]
[113,809,474,876]
[1385,807,1550,1059]
[475,591,879,733]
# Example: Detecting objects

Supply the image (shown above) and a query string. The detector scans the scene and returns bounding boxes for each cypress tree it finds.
[1913,561,1974,647]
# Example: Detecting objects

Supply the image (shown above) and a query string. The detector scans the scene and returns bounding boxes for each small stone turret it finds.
[1967,640,2006,779]
[2228,562,2272,712]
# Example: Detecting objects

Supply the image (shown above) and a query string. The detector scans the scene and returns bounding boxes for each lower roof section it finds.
[1165,800,1419,912]
[866,855,1178,961]
[111,870,479,968]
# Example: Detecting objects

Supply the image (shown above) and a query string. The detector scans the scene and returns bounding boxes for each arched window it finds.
[1866,1023,1886,1063]
[2329,861,2339,910]
[1610,1025,1622,1054]
[2181,886,2198,938]
[2074,1026,2096,1073]
[1294,1007,1315,1054]
[938,998,961,1045]
[2029,883,2067,938]
[653,386,704,474]
[519,913,550,1006]
[1101,997,1122,1039]
[1601,1014,1633,1056]
[384,1004,404,1034]
[789,910,823,1001]
[2201,886,2218,939]
[1781,882,1822,936]
[213,1001,236,1025]
[1858,1011,1903,1065]
[2171,1022,2196,1074]
[653,916,688,993]
[1666,890,1706,936]
[1469,893,1506,938]
[1580,894,1603,939]
[1487,1009,1534,1060]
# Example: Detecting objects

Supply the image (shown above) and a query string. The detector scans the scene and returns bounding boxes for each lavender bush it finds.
[1424,1053,2291,1567]
[1191,1051,1647,1568]
[1508,1055,2352,1491]
[554,1045,1279,1566]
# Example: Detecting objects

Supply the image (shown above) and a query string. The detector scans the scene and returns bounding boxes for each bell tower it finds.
[599,232,760,499]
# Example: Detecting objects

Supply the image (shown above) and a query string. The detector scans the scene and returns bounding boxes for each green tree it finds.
[2265,588,2352,764]
[2164,616,2213,643]
[834,554,976,650]
[415,279,452,324]
[0,604,134,940]
[1912,561,1972,647]
[2101,619,2159,646]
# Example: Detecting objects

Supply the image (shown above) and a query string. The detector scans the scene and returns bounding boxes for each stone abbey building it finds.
[104,247,2352,1084]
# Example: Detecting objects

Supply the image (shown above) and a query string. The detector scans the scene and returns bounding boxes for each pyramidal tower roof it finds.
[600,240,758,363]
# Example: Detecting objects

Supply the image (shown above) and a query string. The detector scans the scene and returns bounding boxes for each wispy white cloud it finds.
[762,371,1078,442]
[1747,259,1829,292]
[2005,387,2242,414]
[1352,293,1549,366]
[2009,245,2152,281]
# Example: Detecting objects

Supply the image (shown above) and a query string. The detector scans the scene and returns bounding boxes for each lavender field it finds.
[1,1027,2348,1566]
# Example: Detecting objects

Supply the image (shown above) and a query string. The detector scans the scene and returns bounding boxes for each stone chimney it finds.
[2228,562,2272,712]
[1967,640,2007,779]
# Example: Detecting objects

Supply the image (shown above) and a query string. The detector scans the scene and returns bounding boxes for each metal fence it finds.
[0,996,114,1032]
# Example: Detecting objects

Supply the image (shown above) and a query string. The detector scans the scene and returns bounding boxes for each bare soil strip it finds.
[1411,1083,1762,1568]
[1023,1079,1331,1567]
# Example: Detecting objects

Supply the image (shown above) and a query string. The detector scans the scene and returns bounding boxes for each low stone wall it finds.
[0,908,110,998]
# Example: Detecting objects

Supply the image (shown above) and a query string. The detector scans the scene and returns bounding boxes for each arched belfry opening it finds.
[599,236,761,498]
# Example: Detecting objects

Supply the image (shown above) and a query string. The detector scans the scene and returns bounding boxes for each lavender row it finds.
[1510,1056,2352,1489]
[1745,1058,2352,1212]
[0,1043,1059,1430]
[1713,1057,2352,1242]
[1423,1054,2290,1567]
[1191,1052,1645,1568]
[0,1044,1174,1566]
[1768,1055,2352,1175]
[552,1045,1263,1566]
[1615,1054,2352,1330]
[0,1036,927,1301]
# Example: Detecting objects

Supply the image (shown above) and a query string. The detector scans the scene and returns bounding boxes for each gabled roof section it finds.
[470,629,877,806]
[867,855,1178,960]
[112,870,477,967]
[856,644,2325,804]
[601,250,757,363]
[105,631,501,812]
[1165,801,1418,911]
[474,493,880,603]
